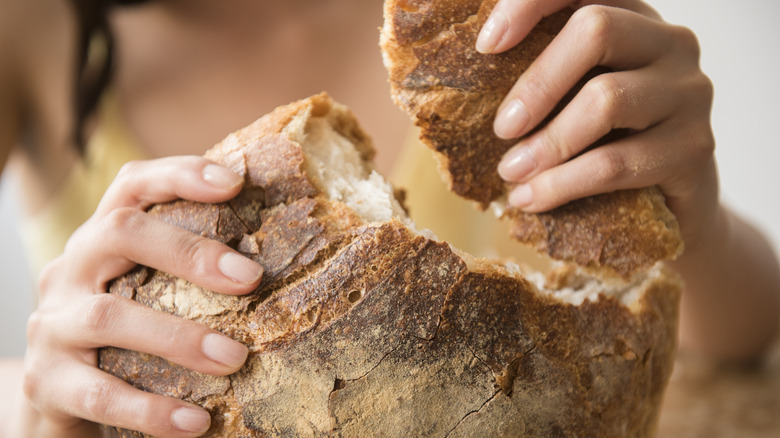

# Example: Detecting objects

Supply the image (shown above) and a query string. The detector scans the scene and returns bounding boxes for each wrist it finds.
[669,203,780,363]
[679,203,730,260]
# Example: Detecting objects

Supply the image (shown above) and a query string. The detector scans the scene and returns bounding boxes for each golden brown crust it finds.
[99,94,680,437]
[381,0,683,278]
[205,92,375,166]
[382,0,566,204]
[507,187,684,279]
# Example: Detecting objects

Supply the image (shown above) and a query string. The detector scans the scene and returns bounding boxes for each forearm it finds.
[671,204,780,364]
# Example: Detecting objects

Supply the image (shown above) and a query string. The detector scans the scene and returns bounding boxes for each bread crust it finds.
[99,94,680,437]
[381,0,684,278]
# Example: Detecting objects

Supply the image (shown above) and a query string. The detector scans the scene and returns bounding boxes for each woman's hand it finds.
[479,0,718,248]
[478,0,780,364]
[22,157,263,438]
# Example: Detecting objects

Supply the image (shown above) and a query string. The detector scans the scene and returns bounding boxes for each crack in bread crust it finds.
[99,94,681,437]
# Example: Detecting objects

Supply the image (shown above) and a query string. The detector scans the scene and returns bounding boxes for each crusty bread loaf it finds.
[99,94,680,437]
[380,0,683,279]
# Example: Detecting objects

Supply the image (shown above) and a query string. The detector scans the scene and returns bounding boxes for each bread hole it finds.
[347,290,363,304]
[304,306,318,324]
[369,264,379,273]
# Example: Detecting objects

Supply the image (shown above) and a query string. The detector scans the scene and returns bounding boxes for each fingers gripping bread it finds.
[380,0,684,279]
[99,94,680,437]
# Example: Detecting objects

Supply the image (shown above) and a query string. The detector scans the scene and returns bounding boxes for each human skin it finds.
[480,0,780,363]
[0,0,778,436]
[0,1,405,436]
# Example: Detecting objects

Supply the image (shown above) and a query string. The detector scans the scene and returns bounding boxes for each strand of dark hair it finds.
[68,0,149,152]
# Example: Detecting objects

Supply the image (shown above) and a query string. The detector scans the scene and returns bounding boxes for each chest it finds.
[109,1,403,161]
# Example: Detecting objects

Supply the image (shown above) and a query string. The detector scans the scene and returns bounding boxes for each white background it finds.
[2,0,779,357]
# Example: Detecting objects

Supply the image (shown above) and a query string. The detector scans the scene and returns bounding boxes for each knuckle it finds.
[671,117,715,165]
[692,73,715,106]
[572,5,613,49]
[688,123,716,160]
[115,160,144,182]
[81,380,115,420]
[64,217,100,254]
[160,319,197,362]
[670,24,702,60]
[82,294,120,335]
[102,207,142,236]
[21,352,58,415]
[702,75,714,102]
[539,128,571,164]
[36,258,62,299]
[592,147,627,183]
[520,69,555,109]
[26,310,45,345]
[169,318,195,342]
[586,74,623,123]
[21,357,42,403]
[177,237,213,280]
[527,175,558,211]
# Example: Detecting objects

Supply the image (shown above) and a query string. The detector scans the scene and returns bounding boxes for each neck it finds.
[151,0,343,28]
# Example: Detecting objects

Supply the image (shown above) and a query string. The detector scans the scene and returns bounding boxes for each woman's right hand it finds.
[22,156,264,438]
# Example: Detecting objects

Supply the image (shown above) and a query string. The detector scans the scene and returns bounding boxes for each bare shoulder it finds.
[0,0,29,169]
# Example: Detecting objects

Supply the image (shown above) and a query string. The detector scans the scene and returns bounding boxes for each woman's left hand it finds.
[478,0,718,249]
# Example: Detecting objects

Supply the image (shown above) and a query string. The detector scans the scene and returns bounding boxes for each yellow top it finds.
[20,92,148,277]
[20,95,535,279]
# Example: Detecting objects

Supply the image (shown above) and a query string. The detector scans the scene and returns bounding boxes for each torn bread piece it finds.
[380,0,684,279]
[99,94,680,437]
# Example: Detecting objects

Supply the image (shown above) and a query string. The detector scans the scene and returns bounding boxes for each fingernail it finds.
[476,11,508,53]
[509,184,533,208]
[202,164,243,190]
[219,252,263,285]
[171,407,211,434]
[202,333,249,369]
[499,145,536,181]
[494,99,530,139]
